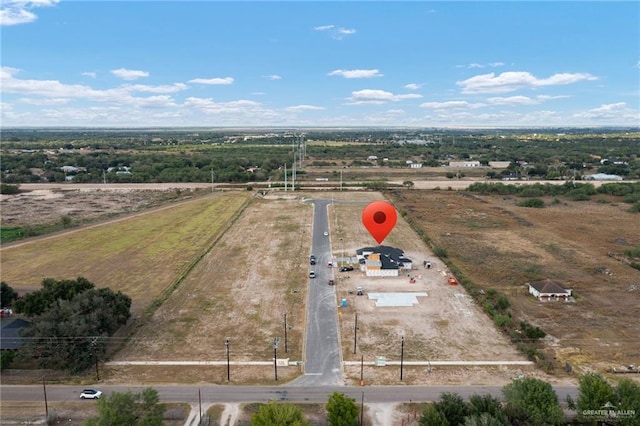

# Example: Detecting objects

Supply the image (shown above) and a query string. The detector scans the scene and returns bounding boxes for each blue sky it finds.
[1,1,639,128]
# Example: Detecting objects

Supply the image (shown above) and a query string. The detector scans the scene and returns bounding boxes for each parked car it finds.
[309,271,316,278]
[309,255,316,265]
[80,389,102,399]
[340,266,354,272]
[323,231,329,236]
[328,279,335,286]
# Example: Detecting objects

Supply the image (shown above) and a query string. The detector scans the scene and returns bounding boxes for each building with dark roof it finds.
[528,279,572,302]
[1,317,30,350]
[356,245,412,277]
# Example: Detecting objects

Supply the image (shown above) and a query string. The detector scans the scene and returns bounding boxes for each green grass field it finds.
[0,192,251,311]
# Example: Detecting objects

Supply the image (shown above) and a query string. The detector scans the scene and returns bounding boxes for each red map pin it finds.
[362,201,397,244]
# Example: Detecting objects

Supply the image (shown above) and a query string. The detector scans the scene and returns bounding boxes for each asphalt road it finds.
[289,199,343,386]
[0,384,579,404]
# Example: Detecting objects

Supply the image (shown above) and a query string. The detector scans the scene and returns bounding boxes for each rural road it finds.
[288,199,343,387]
[0,384,580,404]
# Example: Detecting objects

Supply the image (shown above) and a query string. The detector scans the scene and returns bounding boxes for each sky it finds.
[1,1,639,128]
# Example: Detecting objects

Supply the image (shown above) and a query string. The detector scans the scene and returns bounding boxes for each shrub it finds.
[517,198,544,208]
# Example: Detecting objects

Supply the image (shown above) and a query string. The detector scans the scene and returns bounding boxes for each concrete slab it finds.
[367,292,428,307]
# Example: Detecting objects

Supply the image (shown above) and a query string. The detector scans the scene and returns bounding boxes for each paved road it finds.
[0,384,579,404]
[288,199,343,387]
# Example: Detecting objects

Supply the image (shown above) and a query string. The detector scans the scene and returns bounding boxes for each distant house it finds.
[0,318,30,350]
[449,161,480,168]
[528,279,572,302]
[584,173,623,181]
[488,161,511,169]
[356,245,412,277]
[409,163,423,169]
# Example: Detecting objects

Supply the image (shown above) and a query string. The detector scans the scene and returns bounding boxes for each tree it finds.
[0,282,18,308]
[502,377,564,425]
[251,401,310,426]
[464,413,507,426]
[435,392,469,426]
[615,379,640,426]
[402,180,415,189]
[20,281,131,372]
[15,277,95,316]
[468,394,506,422]
[85,387,164,426]
[326,392,358,426]
[419,404,449,426]
[576,372,615,418]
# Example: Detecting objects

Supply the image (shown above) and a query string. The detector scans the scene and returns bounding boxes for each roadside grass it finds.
[0,192,251,311]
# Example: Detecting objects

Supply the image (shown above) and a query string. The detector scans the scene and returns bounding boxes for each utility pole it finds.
[353,313,358,354]
[42,376,48,419]
[360,391,364,426]
[284,163,287,191]
[273,337,279,381]
[400,336,405,381]
[91,337,100,381]
[211,169,215,193]
[225,338,230,381]
[284,314,288,353]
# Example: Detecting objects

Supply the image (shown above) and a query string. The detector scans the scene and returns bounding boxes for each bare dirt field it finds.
[386,189,640,375]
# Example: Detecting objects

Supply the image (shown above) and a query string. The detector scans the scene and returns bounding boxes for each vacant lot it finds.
[0,190,250,312]
[386,189,640,374]
[8,185,635,385]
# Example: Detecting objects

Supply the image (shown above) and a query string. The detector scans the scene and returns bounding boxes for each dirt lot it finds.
[386,189,640,375]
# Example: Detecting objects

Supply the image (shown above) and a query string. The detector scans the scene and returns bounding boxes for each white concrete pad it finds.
[367,292,428,307]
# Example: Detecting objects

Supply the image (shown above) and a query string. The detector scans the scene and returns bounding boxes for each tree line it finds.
[0,278,131,373]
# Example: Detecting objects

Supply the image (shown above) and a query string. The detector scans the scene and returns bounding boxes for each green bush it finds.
[517,198,544,208]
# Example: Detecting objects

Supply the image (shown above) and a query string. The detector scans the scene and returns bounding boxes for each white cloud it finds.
[404,83,422,90]
[0,67,185,104]
[183,97,262,113]
[111,68,149,80]
[0,0,59,26]
[573,102,640,123]
[457,71,598,94]
[18,97,70,105]
[347,89,422,105]
[314,24,356,40]
[188,77,234,85]
[263,75,282,80]
[284,105,325,112]
[486,96,539,105]
[420,100,486,109]
[124,83,188,93]
[82,72,97,79]
[456,62,505,69]
[328,69,383,79]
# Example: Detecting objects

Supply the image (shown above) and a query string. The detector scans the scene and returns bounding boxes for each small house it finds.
[528,279,572,302]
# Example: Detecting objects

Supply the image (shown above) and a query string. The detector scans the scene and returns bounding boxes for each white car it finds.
[323,231,329,236]
[309,271,316,278]
[80,389,102,399]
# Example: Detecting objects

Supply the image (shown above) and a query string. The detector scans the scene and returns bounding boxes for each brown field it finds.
[386,189,640,373]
